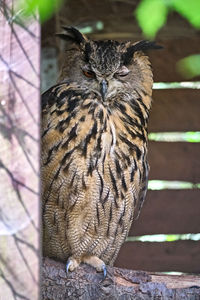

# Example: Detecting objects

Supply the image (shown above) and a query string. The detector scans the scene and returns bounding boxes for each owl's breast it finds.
[99,118,116,159]
[42,85,147,208]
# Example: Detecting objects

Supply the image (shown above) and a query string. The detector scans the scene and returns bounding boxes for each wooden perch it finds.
[42,258,200,299]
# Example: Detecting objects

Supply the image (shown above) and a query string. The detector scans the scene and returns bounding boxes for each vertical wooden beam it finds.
[0,1,40,299]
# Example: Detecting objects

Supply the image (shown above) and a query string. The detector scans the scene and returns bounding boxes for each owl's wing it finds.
[134,161,149,220]
[42,82,66,110]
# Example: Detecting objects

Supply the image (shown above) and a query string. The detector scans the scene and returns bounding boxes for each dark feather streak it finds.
[61,123,78,149]
[119,134,141,159]
[109,165,119,198]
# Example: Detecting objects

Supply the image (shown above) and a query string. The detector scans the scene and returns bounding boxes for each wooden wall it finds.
[42,0,200,274]
[115,38,200,273]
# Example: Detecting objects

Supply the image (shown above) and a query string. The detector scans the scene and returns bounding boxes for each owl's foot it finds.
[66,256,80,273]
[83,255,107,277]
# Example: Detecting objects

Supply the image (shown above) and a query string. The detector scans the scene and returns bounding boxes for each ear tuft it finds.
[56,26,87,45]
[122,40,163,65]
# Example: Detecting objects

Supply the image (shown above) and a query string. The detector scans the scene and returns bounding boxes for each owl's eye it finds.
[115,66,130,78]
[115,72,128,77]
[83,70,95,78]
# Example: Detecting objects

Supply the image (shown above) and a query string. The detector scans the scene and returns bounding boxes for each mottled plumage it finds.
[42,27,160,274]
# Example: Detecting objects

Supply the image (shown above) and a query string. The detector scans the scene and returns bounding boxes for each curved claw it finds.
[102,264,107,278]
[66,260,72,273]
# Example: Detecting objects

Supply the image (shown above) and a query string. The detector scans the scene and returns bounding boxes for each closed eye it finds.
[115,66,130,78]
[115,72,128,77]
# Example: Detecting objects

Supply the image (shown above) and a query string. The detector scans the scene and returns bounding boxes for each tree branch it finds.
[41,258,200,299]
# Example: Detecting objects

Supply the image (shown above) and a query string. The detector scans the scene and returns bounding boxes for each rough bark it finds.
[42,258,200,300]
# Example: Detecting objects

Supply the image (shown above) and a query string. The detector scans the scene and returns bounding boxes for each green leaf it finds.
[135,0,169,38]
[177,54,200,79]
[172,0,200,28]
[19,0,63,23]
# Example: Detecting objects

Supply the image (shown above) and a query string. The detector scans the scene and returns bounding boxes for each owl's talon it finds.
[102,264,107,278]
[66,257,79,273]
[82,255,107,277]
[66,260,72,273]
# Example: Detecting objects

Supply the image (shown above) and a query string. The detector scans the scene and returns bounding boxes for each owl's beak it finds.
[100,80,108,101]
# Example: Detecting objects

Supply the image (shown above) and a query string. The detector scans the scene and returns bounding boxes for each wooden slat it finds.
[130,190,200,236]
[148,142,200,182]
[149,89,200,132]
[115,241,200,273]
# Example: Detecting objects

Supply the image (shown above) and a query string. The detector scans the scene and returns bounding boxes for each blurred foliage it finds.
[135,0,200,38]
[177,54,200,79]
[135,0,168,38]
[18,0,64,23]
[135,0,200,78]
[172,0,200,29]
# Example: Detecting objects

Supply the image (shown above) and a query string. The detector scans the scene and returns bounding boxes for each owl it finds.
[42,27,160,277]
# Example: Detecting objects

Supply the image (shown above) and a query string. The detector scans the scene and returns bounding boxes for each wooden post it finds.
[0,1,40,299]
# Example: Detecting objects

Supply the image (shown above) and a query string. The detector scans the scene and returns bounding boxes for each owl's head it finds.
[57,27,161,101]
